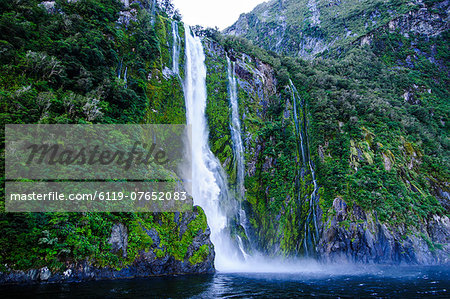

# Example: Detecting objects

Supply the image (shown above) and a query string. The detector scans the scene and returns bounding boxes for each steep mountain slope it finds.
[214,0,450,263]
[206,31,449,263]
[225,0,448,60]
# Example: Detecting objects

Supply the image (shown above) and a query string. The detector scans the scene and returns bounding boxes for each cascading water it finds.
[290,80,306,165]
[117,58,123,79]
[124,66,128,88]
[289,79,319,256]
[171,21,181,76]
[226,55,253,256]
[226,56,245,200]
[150,0,157,25]
[183,24,247,271]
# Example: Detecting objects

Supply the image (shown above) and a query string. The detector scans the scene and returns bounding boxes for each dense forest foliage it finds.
[0,0,210,272]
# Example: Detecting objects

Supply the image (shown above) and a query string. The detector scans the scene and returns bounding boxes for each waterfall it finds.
[117,58,123,79]
[180,25,320,273]
[172,21,181,76]
[181,23,319,271]
[226,56,245,200]
[289,79,319,256]
[150,0,157,25]
[123,66,128,88]
[227,55,254,252]
[290,79,306,165]
[183,24,246,271]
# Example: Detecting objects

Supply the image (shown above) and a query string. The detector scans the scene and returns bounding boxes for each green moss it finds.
[204,46,233,178]
[418,228,444,252]
[154,248,165,259]
[189,244,210,265]
[126,220,154,264]
[339,220,351,230]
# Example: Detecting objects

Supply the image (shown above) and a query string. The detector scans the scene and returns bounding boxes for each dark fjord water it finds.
[1,265,449,298]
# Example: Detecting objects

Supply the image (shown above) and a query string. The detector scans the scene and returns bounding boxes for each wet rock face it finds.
[39,1,57,14]
[387,3,449,37]
[130,214,215,276]
[358,0,450,46]
[234,63,253,82]
[318,198,450,265]
[109,223,129,258]
[203,38,278,181]
[39,267,51,281]
[429,181,450,213]
[428,215,450,245]
[382,153,393,172]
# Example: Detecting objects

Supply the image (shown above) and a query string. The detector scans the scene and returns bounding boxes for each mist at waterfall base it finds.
[2,265,449,298]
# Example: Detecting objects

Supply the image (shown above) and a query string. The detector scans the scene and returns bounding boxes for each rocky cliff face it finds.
[358,0,449,46]
[220,0,450,263]
[225,0,449,60]
[202,38,289,255]
[318,198,450,264]
[311,1,450,266]
[1,1,448,286]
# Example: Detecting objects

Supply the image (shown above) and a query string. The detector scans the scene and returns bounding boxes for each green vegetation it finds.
[204,49,233,174]
[295,29,449,225]
[189,244,210,265]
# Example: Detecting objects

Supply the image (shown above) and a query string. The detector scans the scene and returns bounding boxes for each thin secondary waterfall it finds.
[183,24,246,271]
[289,79,319,256]
[172,21,181,75]
[150,0,157,25]
[123,66,128,88]
[290,79,306,165]
[227,55,252,258]
[117,58,123,79]
[226,56,245,200]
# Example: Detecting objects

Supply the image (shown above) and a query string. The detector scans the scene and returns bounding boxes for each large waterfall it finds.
[183,25,246,271]
[181,24,319,272]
